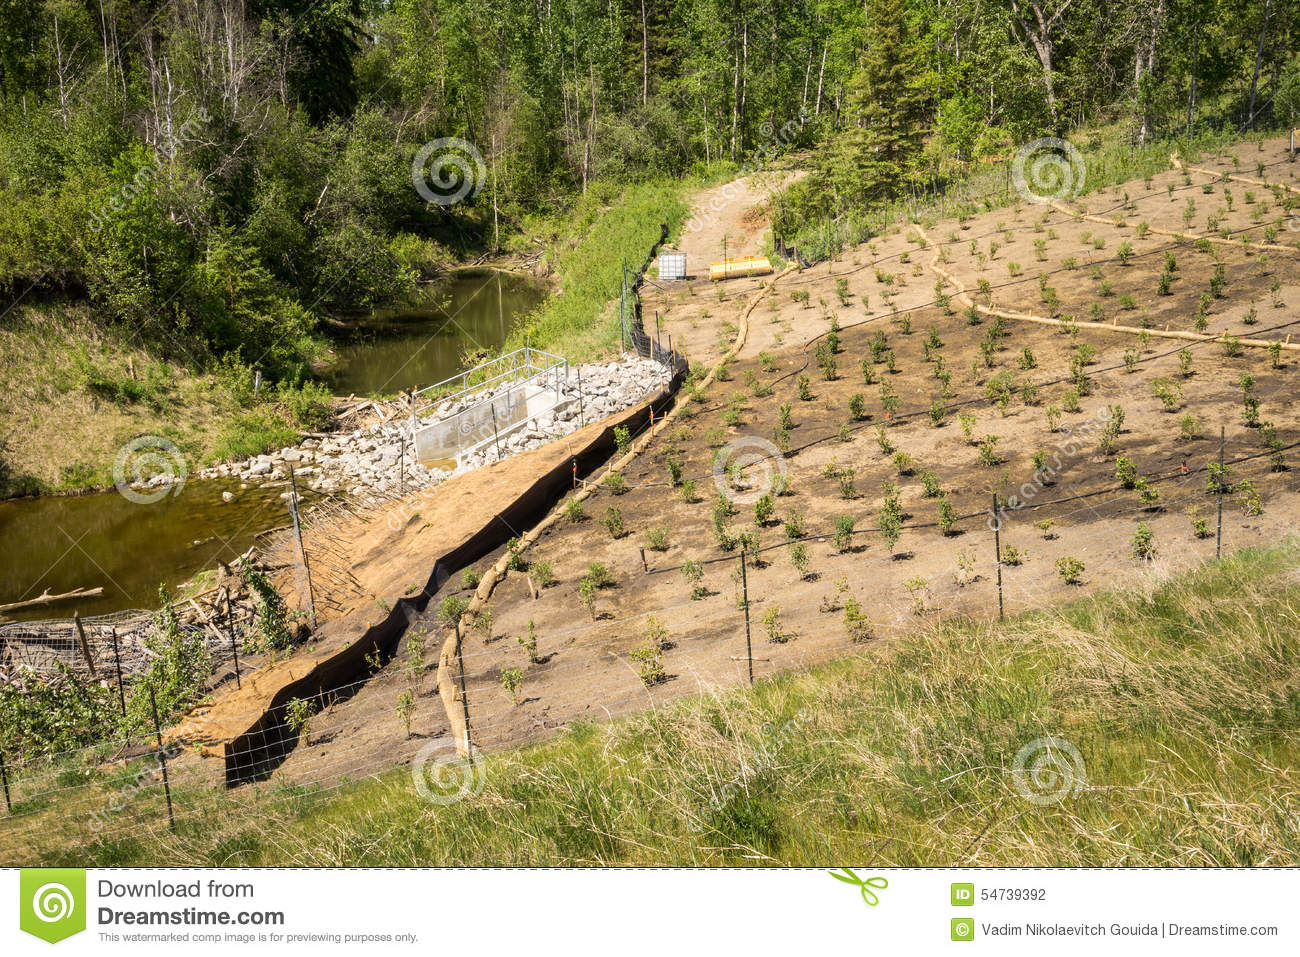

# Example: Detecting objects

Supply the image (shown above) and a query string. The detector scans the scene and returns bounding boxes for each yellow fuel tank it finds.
[709,256,773,281]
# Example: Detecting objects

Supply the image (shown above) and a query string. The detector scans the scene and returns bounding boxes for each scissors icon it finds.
[828,868,888,906]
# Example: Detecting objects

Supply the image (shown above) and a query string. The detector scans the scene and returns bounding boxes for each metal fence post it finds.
[0,749,10,814]
[576,368,584,425]
[992,493,1004,621]
[109,627,127,717]
[620,266,628,354]
[148,685,176,832]
[456,623,473,762]
[741,553,754,686]
[225,588,241,690]
[287,467,318,630]
[1216,426,1225,559]
[490,406,502,460]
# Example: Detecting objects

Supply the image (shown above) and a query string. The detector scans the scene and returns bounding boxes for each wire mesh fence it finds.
[1,440,1294,862]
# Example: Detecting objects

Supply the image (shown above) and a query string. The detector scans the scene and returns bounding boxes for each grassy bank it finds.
[506,178,693,361]
[48,540,1300,867]
[0,305,331,496]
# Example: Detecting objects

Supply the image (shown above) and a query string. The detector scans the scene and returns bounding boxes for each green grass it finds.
[507,178,692,361]
[26,540,1300,867]
[0,306,338,494]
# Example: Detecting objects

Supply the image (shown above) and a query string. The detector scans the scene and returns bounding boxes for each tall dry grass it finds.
[25,541,1300,867]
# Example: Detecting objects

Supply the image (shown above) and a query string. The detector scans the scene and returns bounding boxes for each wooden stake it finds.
[72,612,96,677]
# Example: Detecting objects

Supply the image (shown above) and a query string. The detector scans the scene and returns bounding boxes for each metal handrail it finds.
[410,346,567,417]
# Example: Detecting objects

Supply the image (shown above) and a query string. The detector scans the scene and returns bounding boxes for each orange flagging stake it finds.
[572,459,577,488]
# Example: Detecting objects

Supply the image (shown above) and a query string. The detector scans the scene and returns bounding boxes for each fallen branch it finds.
[0,587,104,614]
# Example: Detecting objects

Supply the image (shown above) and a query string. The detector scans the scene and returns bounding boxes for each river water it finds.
[0,270,545,623]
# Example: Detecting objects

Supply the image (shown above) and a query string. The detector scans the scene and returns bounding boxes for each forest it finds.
[1,0,1298,378]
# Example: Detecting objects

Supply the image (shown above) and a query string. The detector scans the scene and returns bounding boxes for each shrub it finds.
[1132,523,1156,560]
[1116,456,1138,488]
[682,559,707,599]
[832,514,855,552]
[937,496,957,536]
[1055,556,1085,585]
[284,697,318,738]
[517,621,540,663]
[664,452,683,486]
[762,604,789,643]
[461,569,481,590]
[977,435,1001,466]
[602,471,628,495]
[613,425,631,454]
[438,594,469,628]
[958,413,977,444]
[645,526,671,552]
[604,506,626,539]
[754,493,776,526]
[564,497,586,523]
[500,668,524,704]
[630,644,667,685]
[531,560,556,588]
[783,508,806,541]
[789,542,811,579]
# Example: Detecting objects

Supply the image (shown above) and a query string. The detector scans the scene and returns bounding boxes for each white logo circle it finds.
[32,883,75,923]
[1012,138,1086,205]
[411,742,485,805]
[712,436,788,506]
[113,435,188,504]
[1012,736,1087,805]
[412,138,486,206]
